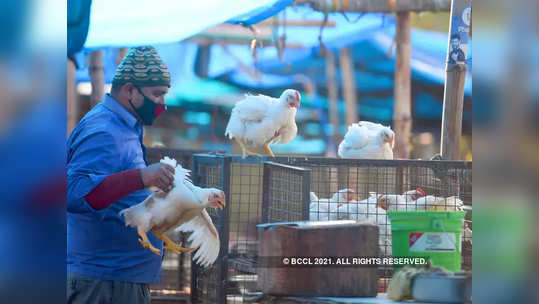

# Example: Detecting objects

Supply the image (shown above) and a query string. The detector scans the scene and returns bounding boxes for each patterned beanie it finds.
[112,46,171,88]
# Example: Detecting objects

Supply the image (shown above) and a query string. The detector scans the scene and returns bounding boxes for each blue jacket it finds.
[67,94,163,283]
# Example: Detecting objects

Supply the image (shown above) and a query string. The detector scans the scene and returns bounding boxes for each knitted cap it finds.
[112,46,171,88]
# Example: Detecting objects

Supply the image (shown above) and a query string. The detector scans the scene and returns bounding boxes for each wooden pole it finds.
[325,50,340,145]
[339,47,359,125]
[393,12,412,159]
[67,59,79,136]
[440,0,471,160]
[89,50,105,106]
[116,48,128,65]
[295,0,451,12]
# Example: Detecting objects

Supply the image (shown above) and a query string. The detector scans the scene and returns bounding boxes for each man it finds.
[67,46,174,304]
[448,34,466,64]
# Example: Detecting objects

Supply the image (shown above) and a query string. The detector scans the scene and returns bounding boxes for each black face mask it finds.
[128,86,166,125]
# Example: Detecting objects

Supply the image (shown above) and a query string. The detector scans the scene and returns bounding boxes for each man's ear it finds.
[122,83,135,98]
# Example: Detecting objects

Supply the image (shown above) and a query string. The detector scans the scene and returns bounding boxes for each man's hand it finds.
[140,163,175,192]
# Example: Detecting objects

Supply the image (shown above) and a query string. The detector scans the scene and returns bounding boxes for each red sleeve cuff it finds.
[84,169,144,210]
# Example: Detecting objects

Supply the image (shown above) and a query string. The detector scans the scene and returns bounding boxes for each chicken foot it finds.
[263,143,275,157]
[138,227,161,256]
[154,233,196,255]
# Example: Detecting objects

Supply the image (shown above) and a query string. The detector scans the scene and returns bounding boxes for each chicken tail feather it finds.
[119,203,151,231]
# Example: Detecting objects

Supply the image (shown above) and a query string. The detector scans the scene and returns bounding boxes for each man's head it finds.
[450,34,461,50]
[111,46,171,125]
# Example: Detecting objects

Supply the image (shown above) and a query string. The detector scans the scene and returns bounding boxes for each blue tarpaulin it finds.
[206,7,471,95]
[74,6,471,123]
[82,0,292,48]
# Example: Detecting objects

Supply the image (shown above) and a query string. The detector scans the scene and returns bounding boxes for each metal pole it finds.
[440,0,471,160]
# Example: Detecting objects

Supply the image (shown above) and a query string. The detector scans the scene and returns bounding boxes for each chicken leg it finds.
[154,233,196,255]
[263,143,275,157]
[138,227,161,256]
[235,138,262,158]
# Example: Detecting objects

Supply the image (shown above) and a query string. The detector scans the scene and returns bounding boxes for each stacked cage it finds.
[187,154,471,303]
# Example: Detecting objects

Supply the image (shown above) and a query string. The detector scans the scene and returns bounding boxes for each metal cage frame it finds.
[176,153,471,303]
[190,154,312,304]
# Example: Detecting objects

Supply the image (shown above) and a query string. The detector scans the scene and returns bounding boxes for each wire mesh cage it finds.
[277,157,472,291]
[187,154,471,302]
[190,155,311,304]
[146,148,207,299]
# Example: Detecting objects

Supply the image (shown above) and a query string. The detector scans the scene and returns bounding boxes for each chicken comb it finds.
[416,188,426,197]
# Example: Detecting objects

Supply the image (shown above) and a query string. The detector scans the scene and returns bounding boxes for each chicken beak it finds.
[218,198,226,210]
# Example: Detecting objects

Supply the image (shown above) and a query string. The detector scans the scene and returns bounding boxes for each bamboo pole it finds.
[67,59,79,136]
[325,50,340,145]
[89,50,105,106]
[295,0,451,12]
[440,0,471,160]
[393,12,412,159]
[339,47,359,126]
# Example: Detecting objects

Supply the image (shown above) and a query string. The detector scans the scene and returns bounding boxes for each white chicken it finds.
[338,121,395,159]
[378,193,463,212]
[413,195,465,211]
[119,157,226,267]
[341,194,393,256]
[376,188,426,211]
[225,89,301,158]
[309,189,356,221]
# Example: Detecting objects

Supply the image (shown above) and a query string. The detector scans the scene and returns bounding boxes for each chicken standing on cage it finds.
[338,121,395,159]
[309,189,356,221]
[119,157,226,267]
[225,89,300,158]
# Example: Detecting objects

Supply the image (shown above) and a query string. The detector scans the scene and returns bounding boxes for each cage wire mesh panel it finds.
[262,162,311,223]
[146,148,207,298]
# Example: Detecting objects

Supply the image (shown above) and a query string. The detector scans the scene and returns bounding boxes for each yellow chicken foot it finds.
[264,143,275,157]
[138,228,161,256]
[154,233,196,255]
